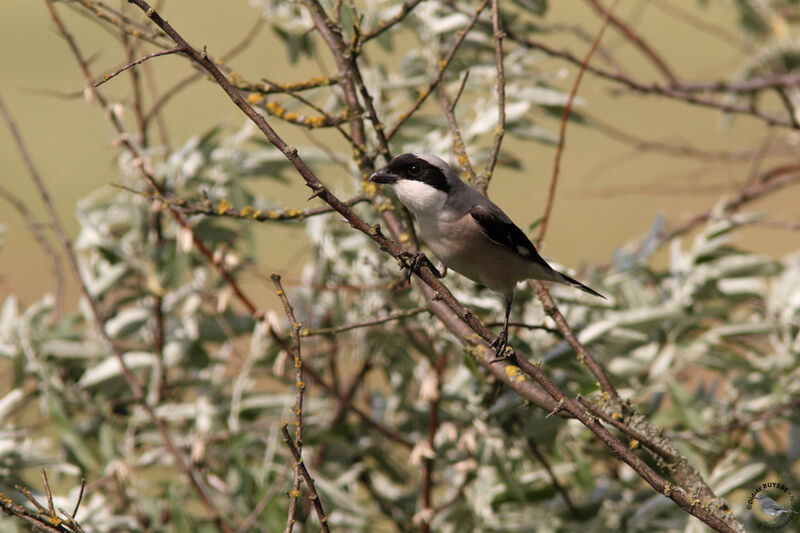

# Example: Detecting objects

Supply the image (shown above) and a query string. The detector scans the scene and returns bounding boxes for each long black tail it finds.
[554,270,605,299]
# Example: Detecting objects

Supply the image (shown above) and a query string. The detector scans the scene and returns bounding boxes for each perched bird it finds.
[756,494,798,520]
[369,153,603,355]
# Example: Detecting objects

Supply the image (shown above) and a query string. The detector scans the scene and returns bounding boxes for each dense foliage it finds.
[1,1,799,532]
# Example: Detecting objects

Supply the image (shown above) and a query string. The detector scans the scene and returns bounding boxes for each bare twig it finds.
[481,0,506,191]
[40,469,54,515]
[280,424,330,533]
[94,46,181,87]
[502,31,795,128]
[362,0,425,41]
[526,437,582,519]
[385,0,490,141]
[439,72,479,186]
[69,479,86,520]
[536,0,619,248]
[585,0,676,83]
[0,171,64,320]
[661,163,800,242]
[647,0,750,53]
[532,281,617,398]
[271,275,306,533]
[420,354,446,533]
[302,364,414,449]
[143,16,266,133]
[302,306,428,337]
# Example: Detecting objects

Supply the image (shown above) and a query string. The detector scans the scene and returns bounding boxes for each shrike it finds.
[369,153,603,355]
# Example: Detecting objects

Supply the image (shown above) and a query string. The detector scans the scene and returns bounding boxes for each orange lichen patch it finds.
[217,198,231,215]
[246,92,265,105]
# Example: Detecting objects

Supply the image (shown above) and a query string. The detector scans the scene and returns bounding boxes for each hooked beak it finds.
[369,168,399,185]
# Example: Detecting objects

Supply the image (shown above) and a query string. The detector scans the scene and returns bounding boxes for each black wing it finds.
[469,204,552,269]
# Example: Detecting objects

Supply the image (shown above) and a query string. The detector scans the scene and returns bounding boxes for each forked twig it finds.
[95,46,181,87]
[280,424,330,533]
[270,274,306,533]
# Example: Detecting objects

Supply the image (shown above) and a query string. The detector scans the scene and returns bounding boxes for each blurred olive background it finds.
[1,0,798,310]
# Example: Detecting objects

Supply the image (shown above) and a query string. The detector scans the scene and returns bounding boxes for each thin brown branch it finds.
[438,73,478,187]
[502,32,796,128]
[304,0,394,163]
[261,77,356,143]
[420,354,446,533]
[536,0,618,248]
[697,395,800,437]
[69,479,86,521]
[40,469,54,516]
[661,163,800,242]
[302,307,428,337]
[280,424,331,533]
[300,0,370,160]
[482,0,506,190]
[271,275,305,533]
[583,110,760,162]
[143,16,266,132]
[671,72,800,94]
[385,0,490,141]
[579,396,677,462]
[301,364,414,449]
[72,0,168,47]
[362,0,425,41]
[585,0,677,84]
[156,192,369,222]
[526,437,582,519]
[94,46,181,87]
[0,176,64,320]
[312,355,373,468]
[647,0,751,53]
[532,281,618,398]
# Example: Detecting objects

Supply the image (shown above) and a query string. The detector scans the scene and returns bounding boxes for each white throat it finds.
[393,180,447,215]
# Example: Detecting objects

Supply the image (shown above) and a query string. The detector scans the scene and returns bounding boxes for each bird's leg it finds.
[398,251,443,284]
[489,295,513,360]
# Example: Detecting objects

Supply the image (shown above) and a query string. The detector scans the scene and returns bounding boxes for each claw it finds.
[398,251,442,281]
[489,329,509,361]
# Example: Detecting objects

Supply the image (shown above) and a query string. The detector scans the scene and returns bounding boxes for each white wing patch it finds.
[516,245,532,257]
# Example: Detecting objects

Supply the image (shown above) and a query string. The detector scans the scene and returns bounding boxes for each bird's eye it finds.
[408,163,421,176]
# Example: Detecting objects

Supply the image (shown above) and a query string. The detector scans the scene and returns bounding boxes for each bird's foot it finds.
[488,330,512,363]
[398,251,443,284]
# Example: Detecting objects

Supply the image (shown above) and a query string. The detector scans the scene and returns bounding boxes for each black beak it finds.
[369,168,399,184]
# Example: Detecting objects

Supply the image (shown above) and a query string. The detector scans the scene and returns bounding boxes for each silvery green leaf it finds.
[717,277,767,295]
[81,261,129,298]
[666,380,705,432]
[104,307,151,338]
[0,389,23,422]
[512,85,582,107]
[608,342,658,377]
[430,13,471,34]
[78,351,156,388]
[0,295,20,341]
[507,121,558,144]
[629,494,674,527]
[578,303,681,345]
[504,100,531,122]
[710,462,766,495]
[40,339,107,359]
